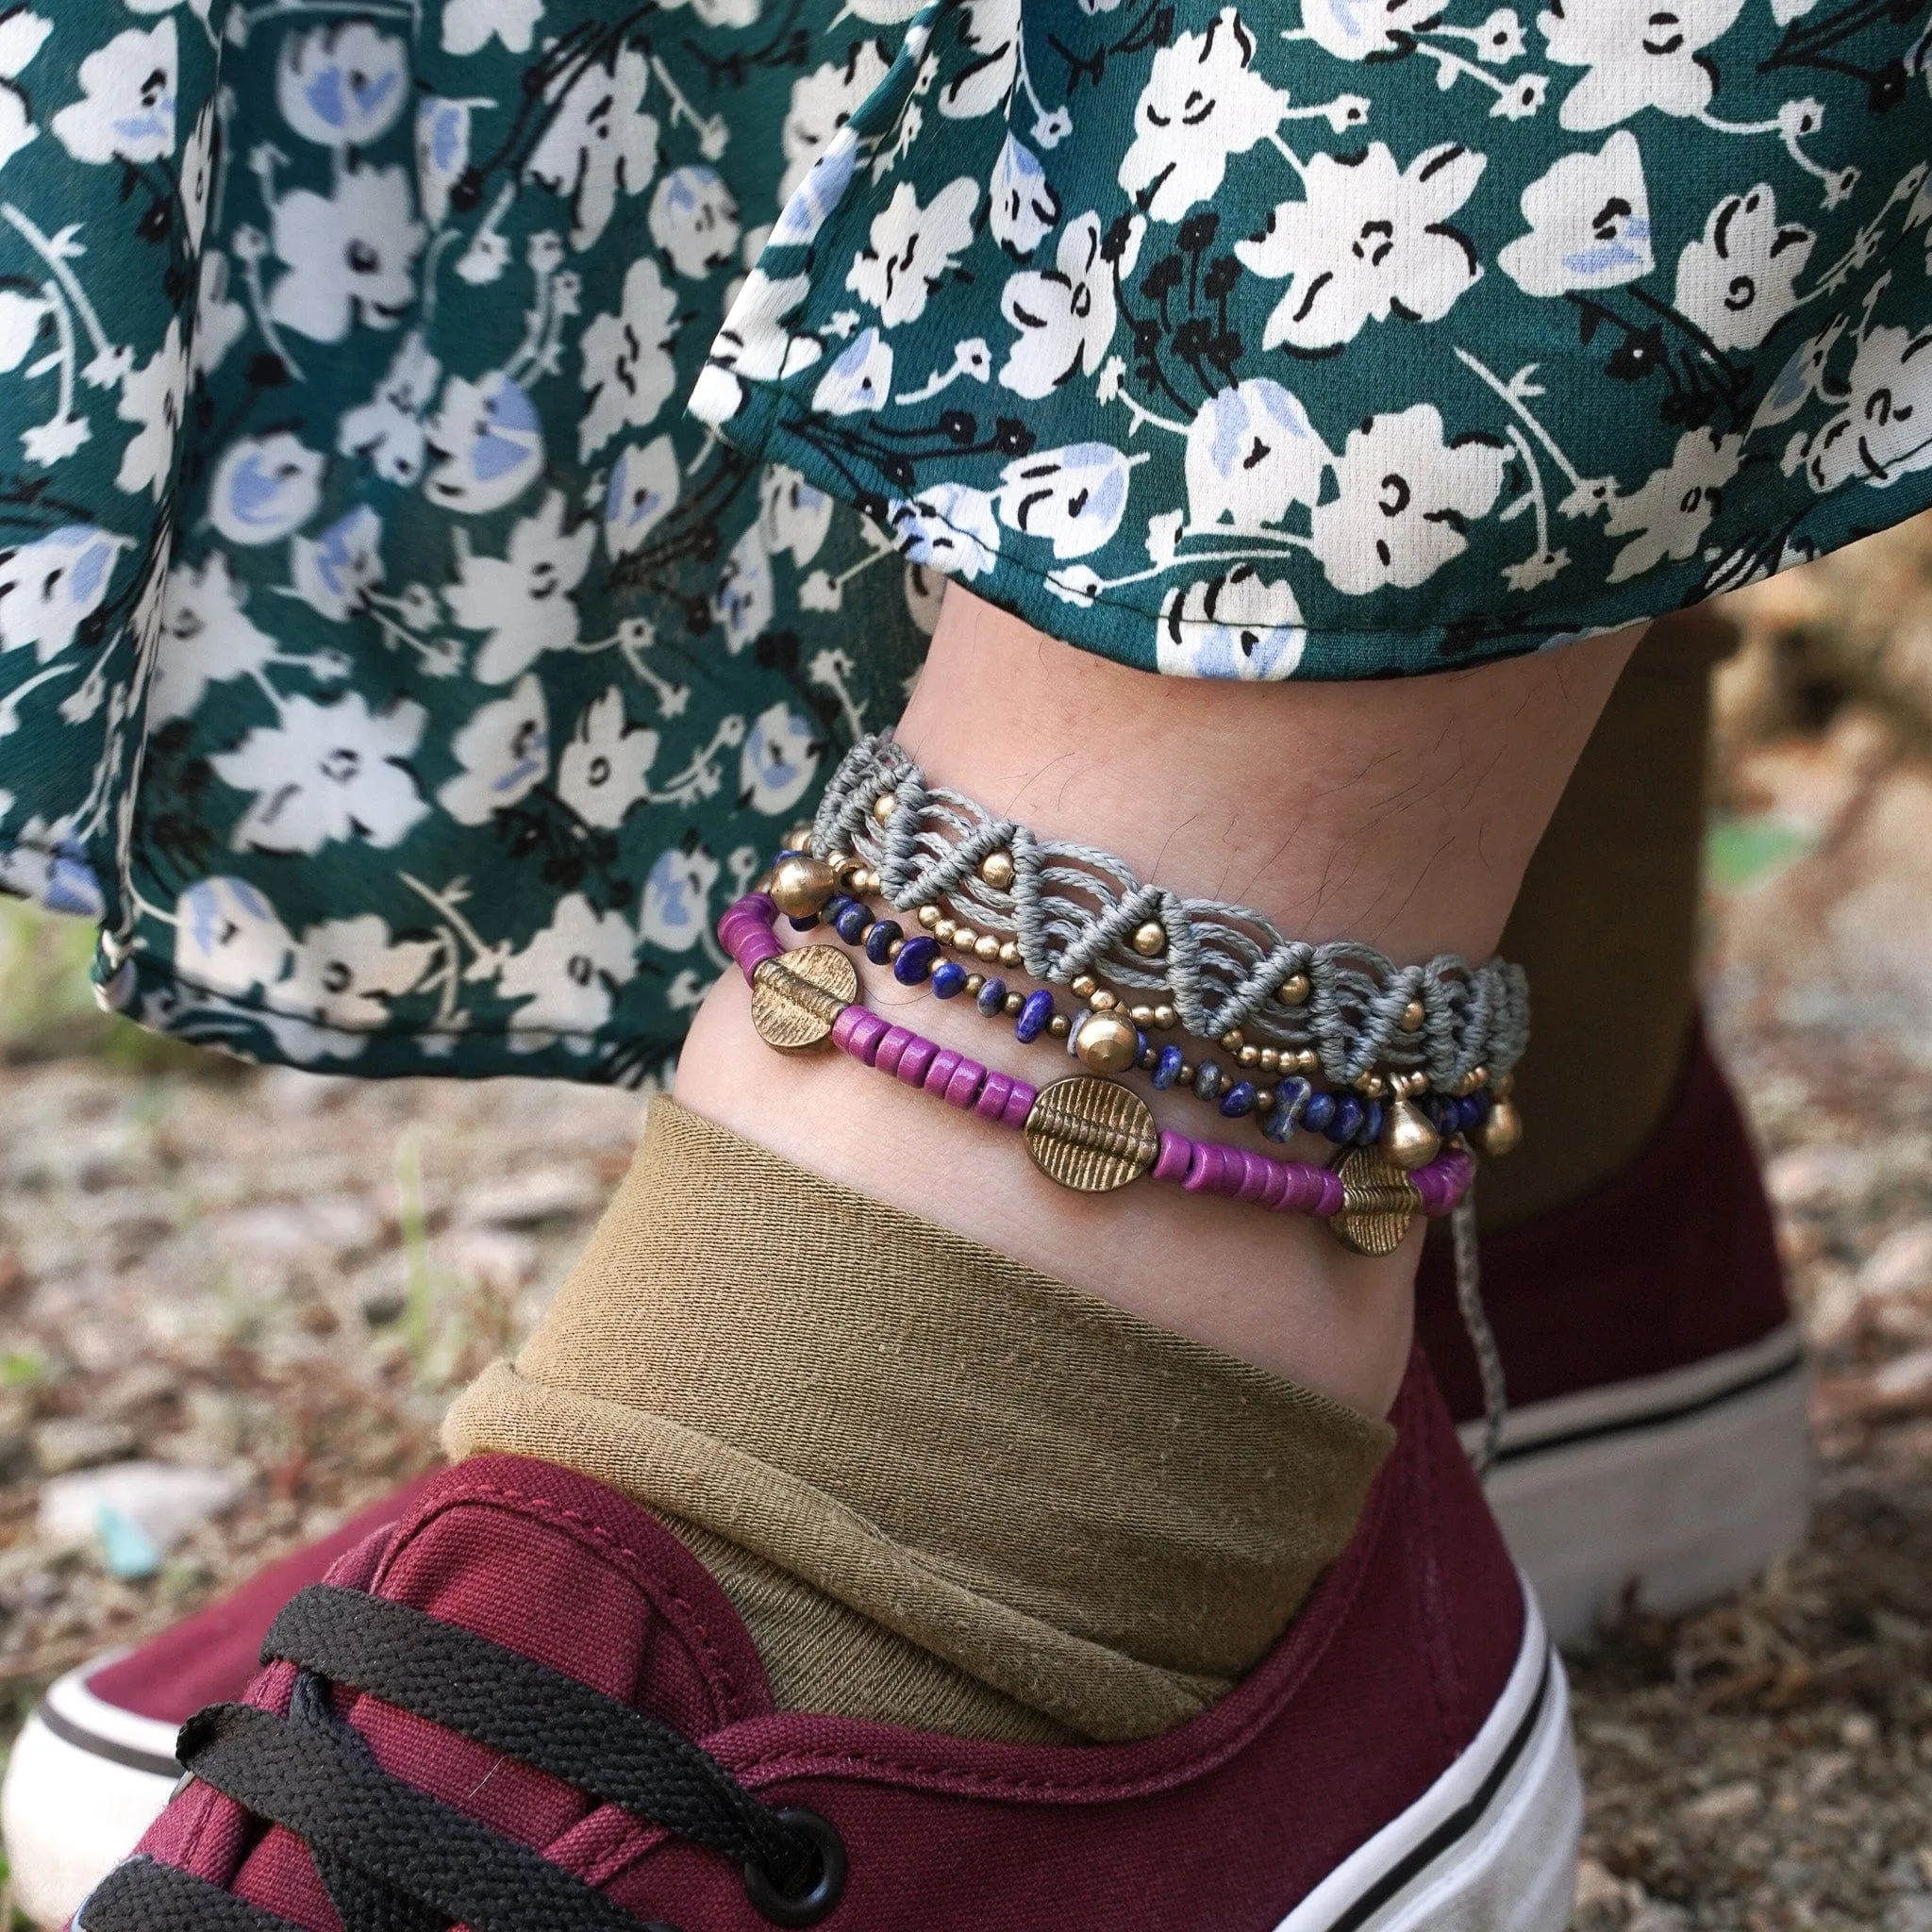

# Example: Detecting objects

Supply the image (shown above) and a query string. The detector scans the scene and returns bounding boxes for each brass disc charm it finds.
[1330,1147,1423,1257]
[1024,1075,1159,1193]
[750,946,859,1054]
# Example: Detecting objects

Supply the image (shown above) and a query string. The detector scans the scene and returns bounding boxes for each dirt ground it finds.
[6,537,1932,1924]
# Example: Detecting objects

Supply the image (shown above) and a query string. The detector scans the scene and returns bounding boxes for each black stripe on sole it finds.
[36,1697,182,1782]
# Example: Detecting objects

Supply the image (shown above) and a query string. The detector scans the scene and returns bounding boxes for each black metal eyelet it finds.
[742,1807,847,1927]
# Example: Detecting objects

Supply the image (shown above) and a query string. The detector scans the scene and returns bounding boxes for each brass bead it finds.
[1276,974,1310,1007]
[886,938,904,961]
[847,867,874,895]
[1024,1075,1159,1193]
[1178,1060,1195,1084]
[1130,1005,1156,1027]
[978,848,1016,891]
[918,904,941,929]
[975,933,1002,962]
[1221,1029,1245,1053]
[998,941,1022,968]
[953,925,979,954]
[1297,1050,1322,1074]
[1355,1073,1387,1100]
[1004,992,1024,1015]
[1074,1008,1140,1075]
[1255,1086,1275,1112]
[1131,921,1166,958]
[749,946,859,1054]
[1380,1094,1441,1173]
[1478,1098,1523,1158]
[872,791,897,824]
[1330,1148,1422,1257]
[828,850,858,881]
[1091,989,1119,1011]
[1239,1044,1260,1067]
[1259,1048,1280,1073]
[1400,998,1425,1034]
[965,973,984,995]
[1493,1070,1515,1100]
[1070,974,1098,1000]
[768,853,838,919]
[1154,1004,1177,1030]
[933,918,957,944]
[1048,1013,1071,1040]
[784,822,816,854]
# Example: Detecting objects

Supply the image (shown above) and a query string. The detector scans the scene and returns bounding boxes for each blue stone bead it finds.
[1220,1079,1257,1119]
[1151,1044,1185,1091]
[976,976,1008,1017]
[1262,1077,1313,1142]
[787,914,820,932]
[1136,1030,1151,1068]
[893,935,941,984]
[1327,1095,1364,1144]
[1302,1091,1337,1134]
[1015,988,1056,1043]
[864,920,902,966]
[1359,1100,1384,1145]
[1463,1092,1491,1131]
[836,902,873,945]
[931,959,969,1000]
[1192,1061,1225,1102]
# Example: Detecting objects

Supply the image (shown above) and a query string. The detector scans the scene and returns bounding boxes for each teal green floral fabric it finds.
[2,0,1930,1082]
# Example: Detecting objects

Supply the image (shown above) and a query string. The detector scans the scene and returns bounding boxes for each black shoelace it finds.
[77,1585,847,1932]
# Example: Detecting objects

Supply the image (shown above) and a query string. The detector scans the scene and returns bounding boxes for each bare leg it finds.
[679,591,1639,1416]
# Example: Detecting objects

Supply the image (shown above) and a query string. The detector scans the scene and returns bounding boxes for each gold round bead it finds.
[1074,1008,1141,1075]
[1048,1013,1071,1039]
[1091,989,1119,1011]
[872,791,897,824]
[1255,1086,1275,1112]
[1356,1073,1387,1100]
[784,822,816,855]
[885,938,904,961]
[1259,1048,1280,1073]
[1400,998,1426,1034]
[978,849,1017,891]
[965,974,984,995]
[918,904,942,929]
[975,933,1002,962]
[933,918,957,944]
[1221,1029,1245,1053]
[1004,992,1024,1015]
[998,941,1022,968]
[1130,1006,1156,1027]
[1154,1005,1177,1030]
[1276,974,1311,1007]
[1178,1061,1195,1084]
[1070,974,1098,1000]
[953,925,978,954]
[767,853,839,920]
[1131,921,1167,958]
[1239,1045,1261,1067]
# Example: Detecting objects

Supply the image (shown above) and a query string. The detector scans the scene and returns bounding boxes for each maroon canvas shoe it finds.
[1417,1019,1808,1643]
[73,1357,1577,1932]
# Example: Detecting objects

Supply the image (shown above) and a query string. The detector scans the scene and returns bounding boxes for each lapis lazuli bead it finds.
[1135,1030,1152,1068]
[1464,1091,1491,1129]
[1220,1079,1257,1119]
[1359,1100,1384,1145]
[1152,1044,1185,1090]
[1262,1077,1313,1142]
[788,914,820,932]
[836,902,872,945]
[1303,1091,1337,1134]
[931,959,969,999]
[893,935,941,984]
[864,920,902,966]
[1327,1095,1364,1143]
[1015,989,1056,1042]
[976,976,1008,1017]
[1192,1060,1225,1102]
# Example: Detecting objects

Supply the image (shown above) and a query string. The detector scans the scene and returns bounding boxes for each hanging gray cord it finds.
[1452,1191,1507,1478]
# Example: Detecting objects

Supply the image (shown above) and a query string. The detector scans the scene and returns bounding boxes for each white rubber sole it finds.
[1469,1323,1812,1646]
[2,1659,182,1930]
[1278,1582,1580,1932]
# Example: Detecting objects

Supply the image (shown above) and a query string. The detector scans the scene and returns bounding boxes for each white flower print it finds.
[425,372,546,514]
[53,21,175,167]
[1299,0,1448,59]
[149,552,276,724]
[276,25,410,151]
[211,691,429,855]
[446,491,596,683]
[604,436,682,558]
[1603,427,1740,577]
[558,687,658,829]
[1539,0,1748,130]
[438,675,550,824]
[1185,378,1327,531]
[714,523,774,651]
[180,100,216,255]
[1118,9,1290,225]
[999,210,1140,399]
[417,95,475,228]
[1795,326,1932,493]
[276,917,437,1040]
[174,877,294,1002]
[496,894,638,1043]
[887,484,1001,579]
[640,845,720,952]
[525,47,658,252]
[443,0,545,56]
[340,332,443,487]
[759,465,835,566]
[741,702,820,815]
[1157,569,1306,678]
[1238,143,1486,352]
[0,12,50,178]
[995,444,1137,558]
[115,318,188,501]
[1497,130,1653,295]
[649,166,741,279]
[291,507,385,622]
[991,134,1061,258]
[782,42,893,205]
[1309,405,1507,593]
[0,526,127,661]
[208,432,326,546]
[579,258,678,460]
[691,269,822,423]
[269,161,425,342]
[1673,185,1813,354]
[811,327,893,413]
[192,252,248,380]
[939,0,1022,120]
[845,177,980,328]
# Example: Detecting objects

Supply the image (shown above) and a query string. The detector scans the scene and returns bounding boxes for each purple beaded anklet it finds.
[721,891,1474,1257]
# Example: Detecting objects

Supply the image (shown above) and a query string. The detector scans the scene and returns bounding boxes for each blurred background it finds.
[7,522,1932,1928]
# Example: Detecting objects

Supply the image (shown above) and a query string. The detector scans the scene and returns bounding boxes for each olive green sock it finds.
[445,1099,1392,1744]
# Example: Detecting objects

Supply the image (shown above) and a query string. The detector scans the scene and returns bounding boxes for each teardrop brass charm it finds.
[750,945,859,1053]
[1330,1146,1423,1257]
[1024,1075,1159,1193]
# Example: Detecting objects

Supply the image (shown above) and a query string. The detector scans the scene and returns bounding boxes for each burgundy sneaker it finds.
[1417,1020,1809,1643]
[73,1357,1577,1932]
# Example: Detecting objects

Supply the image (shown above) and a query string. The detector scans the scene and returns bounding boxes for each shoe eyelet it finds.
[742,1807,847,1927]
